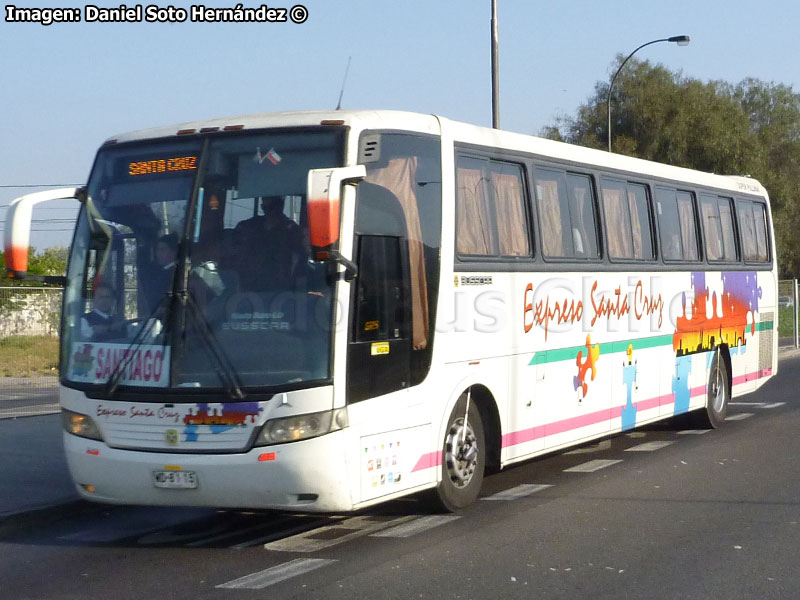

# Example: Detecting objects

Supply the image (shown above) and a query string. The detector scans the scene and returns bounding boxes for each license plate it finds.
[152,470,198,489]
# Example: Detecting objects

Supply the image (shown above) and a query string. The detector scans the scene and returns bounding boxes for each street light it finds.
[491,0,499,129]
[606,35,690,152]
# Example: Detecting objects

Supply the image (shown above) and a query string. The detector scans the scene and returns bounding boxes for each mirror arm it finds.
[328,250,358,281]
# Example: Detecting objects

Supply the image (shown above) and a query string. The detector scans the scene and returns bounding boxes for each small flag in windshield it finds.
[254,147,282,165]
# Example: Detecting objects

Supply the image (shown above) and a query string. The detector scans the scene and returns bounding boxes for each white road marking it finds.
[725,413,754,421]
[729,402,765,406]
[482,484,553,501]
[229,517,340,549]
[677,430,711,435]
[625,441,674,452]
[564,459,623,473]
[264,515,415,552]
[370,515,461,538]
[762,402,785,409]
[216,558,336,589]
[564,440,612,455]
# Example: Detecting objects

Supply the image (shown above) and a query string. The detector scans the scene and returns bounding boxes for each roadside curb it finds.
[778,346,800,359]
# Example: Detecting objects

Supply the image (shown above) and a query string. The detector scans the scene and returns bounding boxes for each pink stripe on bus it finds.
[410,368,772,472]
[411,451,441,473]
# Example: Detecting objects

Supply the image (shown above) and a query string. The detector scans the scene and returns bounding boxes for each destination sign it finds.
[128,155,198,176]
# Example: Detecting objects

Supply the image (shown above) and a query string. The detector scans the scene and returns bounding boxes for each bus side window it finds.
[566,173,599,258]
[701,195,738,262]
[601,178,654,261]
[657,187,700,261]
[751,203,770,262]
[739,200,770,263]
[676,191,700,261]
[534,168,600,260]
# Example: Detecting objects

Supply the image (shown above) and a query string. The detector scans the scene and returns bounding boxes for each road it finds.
[1,355,798,600]
[0,376,59,419]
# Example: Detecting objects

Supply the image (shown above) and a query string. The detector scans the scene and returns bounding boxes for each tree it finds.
[544,58,800,278]
[28,246,69,276]
[0,246,70,287]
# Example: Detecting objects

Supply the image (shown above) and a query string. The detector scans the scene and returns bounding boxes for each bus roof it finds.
[105,109,768,199]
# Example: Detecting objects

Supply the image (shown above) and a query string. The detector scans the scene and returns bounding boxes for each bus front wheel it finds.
[433,395,485,512]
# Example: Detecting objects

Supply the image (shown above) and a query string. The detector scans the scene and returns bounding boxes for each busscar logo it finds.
[460,275,493,286]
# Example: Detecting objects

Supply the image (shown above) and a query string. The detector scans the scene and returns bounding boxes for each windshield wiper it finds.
[104,291,174,397]
[185,290,245,401]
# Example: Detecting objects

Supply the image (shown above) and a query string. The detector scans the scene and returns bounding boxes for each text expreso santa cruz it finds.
[5,4,307,25]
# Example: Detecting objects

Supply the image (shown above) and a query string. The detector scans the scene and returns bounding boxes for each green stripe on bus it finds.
[528,323,774,366]
[756,320,774,331]
[529,345,586,365]
[529,333,674,366]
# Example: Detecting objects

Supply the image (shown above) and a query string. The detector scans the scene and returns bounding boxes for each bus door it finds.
[346,182,412,402]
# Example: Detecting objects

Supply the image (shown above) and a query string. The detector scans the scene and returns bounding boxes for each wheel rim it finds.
[444,418,479,489]
[711,363,726,413]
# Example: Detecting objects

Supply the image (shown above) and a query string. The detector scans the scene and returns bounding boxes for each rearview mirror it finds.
[306,165,366,253]
[4,186,85,282]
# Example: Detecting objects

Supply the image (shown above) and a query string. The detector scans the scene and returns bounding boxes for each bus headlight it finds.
[62,408,103,441]
[256,408,348,446]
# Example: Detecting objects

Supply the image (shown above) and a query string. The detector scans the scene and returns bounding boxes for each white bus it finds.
[4,110,777,512]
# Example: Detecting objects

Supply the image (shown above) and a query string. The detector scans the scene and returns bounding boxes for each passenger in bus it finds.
[145,233,179,311]
[234,196,308,292]
[81,283,127,341]
[666,233,682,260]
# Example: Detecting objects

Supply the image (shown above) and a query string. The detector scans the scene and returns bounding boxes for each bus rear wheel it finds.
[432,395,485,512]
[693,351,730,428]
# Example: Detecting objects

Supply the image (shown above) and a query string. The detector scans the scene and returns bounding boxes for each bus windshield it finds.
[62,130,344,394]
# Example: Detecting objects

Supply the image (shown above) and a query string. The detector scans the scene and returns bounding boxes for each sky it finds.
[1,0,799,250]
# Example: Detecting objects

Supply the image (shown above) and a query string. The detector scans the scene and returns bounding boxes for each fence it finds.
[778,279,800,349]
[0,287,61,419]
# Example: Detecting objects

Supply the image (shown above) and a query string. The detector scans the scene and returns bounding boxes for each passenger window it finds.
[627,183,654,260]
[535,168,571,258]
[534,168,599,259]
[739,202,757,261]
[566,174,600,258]
[456,156,530,257]
[490,161,530,257]
[676,192,700,261]
[656,188,700,261]
[700,195,738,262]
[739,201,770,262]
[718,199,737,260]
[752,203,769,262]
[456,157,494,256]
[601,179,653,261]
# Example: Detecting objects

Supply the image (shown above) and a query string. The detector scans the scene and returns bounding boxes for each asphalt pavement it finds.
[0,376,59,419]
[0,413,79,520]
[0,347,798,524]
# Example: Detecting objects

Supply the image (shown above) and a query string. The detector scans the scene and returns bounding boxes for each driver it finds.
[234,196,308,292]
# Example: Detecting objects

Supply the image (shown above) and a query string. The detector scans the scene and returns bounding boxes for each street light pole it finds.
[491,0,500,129]
[607,35,690,152]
